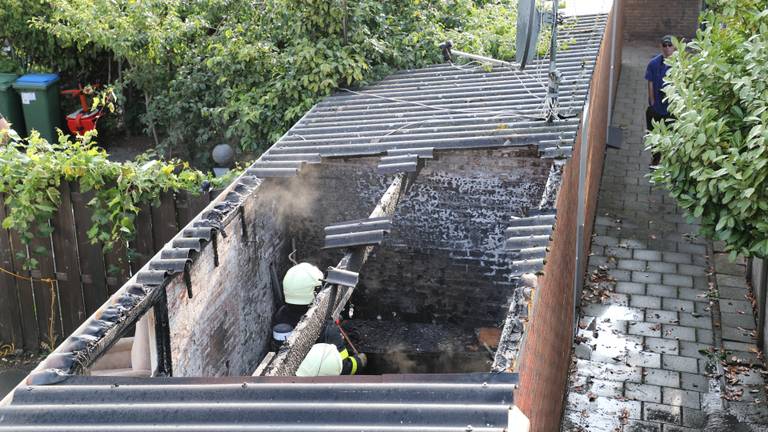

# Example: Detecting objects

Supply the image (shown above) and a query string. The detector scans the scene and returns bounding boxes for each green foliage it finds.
[646,0,768,258]
[30,0,529,165]
[0,130,237,268]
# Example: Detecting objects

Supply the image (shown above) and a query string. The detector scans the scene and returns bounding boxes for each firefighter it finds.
[271,262,324,350]
[296,343,368,377]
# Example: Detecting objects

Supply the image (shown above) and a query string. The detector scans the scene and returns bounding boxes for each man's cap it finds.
[661,35,673,44]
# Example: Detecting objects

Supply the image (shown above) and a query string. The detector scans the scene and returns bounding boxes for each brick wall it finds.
[166,181,291,377]
[624,0,700,40]
[514,4,624,431]
[290,148,552,327]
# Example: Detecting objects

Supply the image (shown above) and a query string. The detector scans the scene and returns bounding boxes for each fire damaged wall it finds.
[286,148,552,327]
[164,181,293,377]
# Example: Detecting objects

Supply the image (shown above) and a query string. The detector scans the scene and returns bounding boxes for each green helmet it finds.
[296,343,343,377]
[282,263,323,305]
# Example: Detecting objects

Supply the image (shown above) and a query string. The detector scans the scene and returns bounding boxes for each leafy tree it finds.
[646,0,768,258]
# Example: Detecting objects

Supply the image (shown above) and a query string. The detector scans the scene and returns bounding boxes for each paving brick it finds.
[679,372,708,392]
[643,403,681,424]
[644,337,678,355]
[644,368,680,388]
[620,239,648,249]
[681,407,707,428]
[619,259,649,271]
[661,298,694,313]
[718,285,749,300]
[603,292,630,306]
[587,378,626,398]
[661,355,699,373]
[662,274,693,288]
[678,312,711,329]
[631,295,662,309]
[723,340,758,353]
[606,246,634,259]
[662,387,701,409]
[718,299,752,314]
[626,351,662,368]
[676,288,708,302]
[678,341,712,359]
[646,284,677,298]
[676,264,707,277]
[662,425,698,432]
[635,249,662,261]
[582,304,645,321]
[646,261,676,274]
[594,235,620,247]
[663,252,692,264]
[661,325,696,342]
[616,281,646,295]
[677,243,706,255]
[691,276,709,290]
[628,321,662,338]
[624,420,662,432]
[573,359,643,383]
[716,274,747,288]
[696,329,714,344]
[625,382,662,403]
[609,268,633,282]
[646,310,679,324]
[633,271,663,284]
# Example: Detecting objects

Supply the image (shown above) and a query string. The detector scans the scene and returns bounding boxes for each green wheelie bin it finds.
[0,73,26,136]
[13,73,61,142]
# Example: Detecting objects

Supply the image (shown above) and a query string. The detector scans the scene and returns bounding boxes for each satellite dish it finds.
[516,0,542,70]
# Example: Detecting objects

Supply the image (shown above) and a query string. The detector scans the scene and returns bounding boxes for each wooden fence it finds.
[0,183,219,350]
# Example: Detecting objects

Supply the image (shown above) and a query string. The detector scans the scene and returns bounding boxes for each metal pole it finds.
[573,98,590,335]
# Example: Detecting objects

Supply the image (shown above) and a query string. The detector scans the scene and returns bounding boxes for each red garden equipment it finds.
[60,84,110,136]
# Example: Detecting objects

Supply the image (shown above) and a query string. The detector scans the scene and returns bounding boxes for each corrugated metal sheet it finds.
[0,373,517,431]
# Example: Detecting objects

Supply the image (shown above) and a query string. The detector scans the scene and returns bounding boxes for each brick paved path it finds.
[561,42,768,432]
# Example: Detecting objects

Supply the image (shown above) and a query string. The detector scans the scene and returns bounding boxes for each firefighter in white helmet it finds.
[296,343,367,376]
[271,262,367,374]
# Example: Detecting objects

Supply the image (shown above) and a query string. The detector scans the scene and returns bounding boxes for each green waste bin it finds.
[0,73,26,136]
[13,73,61,142]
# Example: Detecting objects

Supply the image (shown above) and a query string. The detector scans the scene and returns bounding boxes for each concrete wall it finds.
[624,0,701,40]
[514,4,624,431]
[166,181,292,377]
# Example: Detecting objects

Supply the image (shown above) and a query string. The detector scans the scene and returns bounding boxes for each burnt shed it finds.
[0,7,620,431]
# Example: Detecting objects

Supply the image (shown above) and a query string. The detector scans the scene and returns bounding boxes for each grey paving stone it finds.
[719,299,752,314]
[646,284,678,298]
[625,382,662,403]
[617,281,646,295]
[661,355,699,373]
[562,409,621,431]
[582,304,645,321]
[646,310,679,324]
[644,368,680,388]
[631,295,662,309]
[721,326,754,343]
[594,235,620,247]
[645,337,679,355]
[643,403,681,425]
[720,312,756,329]
[679,372,708,392]
[626,351,662,368]
[633,271,663,284]
[620,259,649,271]
[662,387,701,409]
[620,238,648,249]
[610,268,633,282]
[587,378,626,398]
[566,392,643,420]
[646,261,676,274]
[677,243,706,255]
[716,273,747,288]
[662,298,695,313]
[729,401,768,424]
[681,407,707,428]
[677,288,709,302]
[676,264,707,277]
[662,425,698,432]
[678,341,713,359]
[692,276,709,290]
[719,285,749,300]
[663,252,693,264]
[624,420,662,432]
[696,329,714,344]
[603,292,630,306]
[723,340,758,353]
[606,246,634,259]
[693,302,712,314]
[662,274,694,288]
[678,312,712,329]
[661,325,696,342]
[628,321,663,338]
[635,249,662,261]
[573,359,643,383]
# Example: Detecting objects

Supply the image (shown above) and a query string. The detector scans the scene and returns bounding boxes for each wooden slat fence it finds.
[0,183,218,350]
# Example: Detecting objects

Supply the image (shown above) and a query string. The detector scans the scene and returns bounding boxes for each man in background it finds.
[645,35,677,166]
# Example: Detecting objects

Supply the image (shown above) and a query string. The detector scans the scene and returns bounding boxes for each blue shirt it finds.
[645,54,671,116]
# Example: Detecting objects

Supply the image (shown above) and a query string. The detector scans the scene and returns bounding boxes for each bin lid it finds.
[0,73,19,91]
[13,73,60,90]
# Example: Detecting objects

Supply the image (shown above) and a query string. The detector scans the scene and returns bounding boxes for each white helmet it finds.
[296,343,343,377]
[282,263,323,305]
